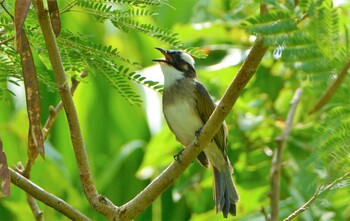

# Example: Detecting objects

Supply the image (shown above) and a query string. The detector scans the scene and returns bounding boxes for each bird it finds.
[153,47,239,217]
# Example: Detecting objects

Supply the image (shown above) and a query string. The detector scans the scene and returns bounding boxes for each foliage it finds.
[0,0,205,105]
[242,0,346,81]
[313,105,350,180]
[1,0,350,221]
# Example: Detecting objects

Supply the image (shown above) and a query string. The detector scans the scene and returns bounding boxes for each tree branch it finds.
[15,162,44,221]
[269,88,303,221]
[31,1,268,220]
[116,36,268,221]
[26,192,44,221]
[309,58,350,114]
[283,172,350,221]
[32,0,117,218]
[9,168,91,221]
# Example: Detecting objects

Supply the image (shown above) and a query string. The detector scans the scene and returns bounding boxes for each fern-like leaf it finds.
[57,31,163,104]
[0,45,23,101]
[242,0,347,82]
[243,11,298,35]
[69,0,206,58]
[312,106,350,181]
[1,0,206,104]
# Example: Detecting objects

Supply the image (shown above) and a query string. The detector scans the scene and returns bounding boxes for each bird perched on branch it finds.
[153,48,239,217]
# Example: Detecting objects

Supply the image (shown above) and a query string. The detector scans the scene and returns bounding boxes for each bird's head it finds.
[153,48,196,86]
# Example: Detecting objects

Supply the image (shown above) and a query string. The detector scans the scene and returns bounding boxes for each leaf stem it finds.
[309,58,350,114]
[0,36,15,46]
[283,172,350,221]
[0,1,14,20]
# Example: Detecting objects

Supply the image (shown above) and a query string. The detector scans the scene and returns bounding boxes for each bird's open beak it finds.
[153,47,173,64]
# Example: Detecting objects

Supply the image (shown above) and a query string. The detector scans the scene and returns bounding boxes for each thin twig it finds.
[269,88,303,221]
[26,193,44,221]
[42,71,88,140]
[296,13,309,25]
[116,32,269,221]
[32,0,117,218]
[261,206,270,221]
[0,36,15,45]
[19,71,88,221]
[0,0,14,20]
[283,172,350,221]
[9,168,91,221]
[16,162,44,221]
[309,58,350,114]
[60,0,78,14]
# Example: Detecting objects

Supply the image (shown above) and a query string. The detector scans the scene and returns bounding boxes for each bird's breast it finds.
[162,80,228,171]
[163,85,203,147]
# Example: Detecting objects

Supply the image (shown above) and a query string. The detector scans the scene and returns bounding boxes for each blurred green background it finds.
[1,0,350,221]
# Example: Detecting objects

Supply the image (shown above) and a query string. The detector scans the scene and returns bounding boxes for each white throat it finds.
[159,63,184,87]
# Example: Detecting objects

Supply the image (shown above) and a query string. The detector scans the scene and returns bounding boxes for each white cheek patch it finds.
[180,52,195,69]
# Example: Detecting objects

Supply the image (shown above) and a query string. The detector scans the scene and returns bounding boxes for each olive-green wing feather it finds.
[194,81,228,156]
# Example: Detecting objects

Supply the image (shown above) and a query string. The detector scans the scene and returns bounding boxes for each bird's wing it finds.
[194,81,228,156]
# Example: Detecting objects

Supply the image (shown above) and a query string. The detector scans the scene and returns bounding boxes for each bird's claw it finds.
[174,148,185,162]
[195,126,203,138]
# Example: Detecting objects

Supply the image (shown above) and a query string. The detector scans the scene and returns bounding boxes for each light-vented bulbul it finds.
[154,48,239,217]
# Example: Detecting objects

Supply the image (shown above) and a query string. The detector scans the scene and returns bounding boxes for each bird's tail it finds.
[212,166,239,218]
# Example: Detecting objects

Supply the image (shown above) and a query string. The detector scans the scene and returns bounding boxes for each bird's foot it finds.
[174,148,185,162]
[195,126,203,138]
